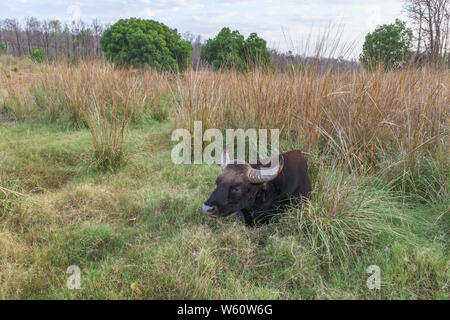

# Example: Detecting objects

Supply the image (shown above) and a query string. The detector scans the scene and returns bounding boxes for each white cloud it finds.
[143,8,157,17]
[266,7,278,17]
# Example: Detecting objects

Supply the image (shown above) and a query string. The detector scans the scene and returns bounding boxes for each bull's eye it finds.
[229,185,244,200]
[230,185,242,194]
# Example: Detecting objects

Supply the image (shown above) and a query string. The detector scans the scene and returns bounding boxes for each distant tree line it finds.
[271,50,361,73]
[2,3,449,72]
[0,17,364,72]
[0,17,106,60]
[0,17,363,72]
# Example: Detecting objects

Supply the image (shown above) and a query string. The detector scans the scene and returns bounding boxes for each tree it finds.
[50,20,62,59]
[100,18,192,72]
[403,0,449,60]
[92,19,104,58]
[243,32,272,70]
[200,27,272,71]
[24,17,40,55]
[186,34,204,70]
[3,19,23,55]
[360,19,413,70]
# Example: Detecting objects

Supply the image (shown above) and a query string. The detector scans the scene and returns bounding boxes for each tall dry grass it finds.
[33,61,171,125]
[172,67,449,197]
[1,60,171,170]
[1,57,448,185]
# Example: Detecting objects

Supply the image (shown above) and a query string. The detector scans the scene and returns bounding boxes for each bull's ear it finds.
[221,147,230,170]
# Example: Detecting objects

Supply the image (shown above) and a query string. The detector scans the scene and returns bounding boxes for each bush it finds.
[29,47,46,63]
[100,18,192,72]
[200,27,272,71]
[360,19,413,70]
[0,43,5,55]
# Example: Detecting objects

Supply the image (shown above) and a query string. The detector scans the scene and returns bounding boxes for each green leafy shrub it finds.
[200,27,272,71]
[29,47,46,63]
[360,19,413,70]
[100,18,192,72]
[0,43,5,55]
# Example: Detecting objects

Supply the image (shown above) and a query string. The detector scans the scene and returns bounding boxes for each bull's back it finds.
[279,150,311,200]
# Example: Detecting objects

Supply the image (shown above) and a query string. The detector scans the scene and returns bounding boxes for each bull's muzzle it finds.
[202,203,218,217]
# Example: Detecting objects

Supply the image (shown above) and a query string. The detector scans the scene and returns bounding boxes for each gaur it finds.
[202,149,311,226]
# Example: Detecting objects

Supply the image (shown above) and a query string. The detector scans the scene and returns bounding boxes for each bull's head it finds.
[202,149,284,218]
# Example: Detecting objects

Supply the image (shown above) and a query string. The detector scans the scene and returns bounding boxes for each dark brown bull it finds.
[202,149,311,226]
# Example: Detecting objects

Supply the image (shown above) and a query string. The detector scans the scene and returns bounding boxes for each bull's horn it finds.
[221,147,231,170]
[247,155,284,183]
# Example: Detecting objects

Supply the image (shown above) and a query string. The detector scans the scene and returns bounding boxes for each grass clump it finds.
[0,85,35,121]
[87,95,128,172]
[279,160,412,265]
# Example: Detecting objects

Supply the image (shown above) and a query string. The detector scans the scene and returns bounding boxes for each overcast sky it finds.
[0,0,408,59]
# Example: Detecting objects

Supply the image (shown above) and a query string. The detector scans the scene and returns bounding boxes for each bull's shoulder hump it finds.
[282,150,309,171]
[282,150,306,160]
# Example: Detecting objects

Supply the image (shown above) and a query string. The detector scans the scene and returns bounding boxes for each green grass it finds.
[0,120,448,299]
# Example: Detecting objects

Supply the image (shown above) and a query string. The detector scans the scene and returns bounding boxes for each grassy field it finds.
[0,55,448,299]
